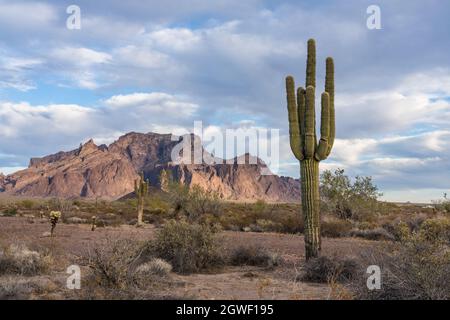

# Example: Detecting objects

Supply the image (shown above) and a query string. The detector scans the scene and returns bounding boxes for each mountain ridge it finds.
[0,132,300,202]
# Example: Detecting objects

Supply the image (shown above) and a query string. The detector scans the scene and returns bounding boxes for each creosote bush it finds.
[149,220,223,274]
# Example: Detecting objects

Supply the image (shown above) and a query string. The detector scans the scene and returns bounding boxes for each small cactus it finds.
[135,172,149,227]
[49,211,61,237]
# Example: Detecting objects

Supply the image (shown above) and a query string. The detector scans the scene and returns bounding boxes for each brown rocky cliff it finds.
[1,132,300,202]
[3,140,137,199]
[0,173,5,192]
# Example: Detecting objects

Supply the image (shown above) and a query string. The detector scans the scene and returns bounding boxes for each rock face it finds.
[1,132,300,202]
[0,173,5,192]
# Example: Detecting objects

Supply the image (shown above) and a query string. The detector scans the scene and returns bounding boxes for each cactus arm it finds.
[325,57,335,156]
[315,92,330,161]
[306,39,316,88]
[304,86,316,159]
[297,87,306,140]
[286,76,304,160]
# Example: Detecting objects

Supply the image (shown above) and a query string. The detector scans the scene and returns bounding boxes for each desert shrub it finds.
[84,239,144,289]
[320,169,382,221]
[382,220,411,241]
[145,195,170,214]
[166,181,222,221]
[0,244,52,276]
[135,258,172,277]
[20,199,35,209]
[357,221,378,230]
[406,215,427,232]
[254,219,282,232]
[433,194,450,214]
[2,207,17,217]
[149,220,223,274]
[354,236,450,300]
[418,218,450,244]
[48,198,72,214]
[278,214,304,234]
[302,256,359,283]
[229,245,281,268]
[349,228,395,241]
[321,219,352,238]
[253,199,268,214]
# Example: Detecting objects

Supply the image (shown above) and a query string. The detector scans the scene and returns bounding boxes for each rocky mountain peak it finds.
[0,132,300,202]
[78,139,99,156]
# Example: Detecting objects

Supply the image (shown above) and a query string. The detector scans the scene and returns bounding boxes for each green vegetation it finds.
[148,220,223,274]
[285,38,335,259]
[320,168,383,221]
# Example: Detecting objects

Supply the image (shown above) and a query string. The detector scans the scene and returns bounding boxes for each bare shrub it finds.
[0,244,52,276]
[149,220,223,274]
[229,245,281,269]
[302,256,359,283]
[83,239,144,289]
[0,277,34,299]
[354,237,450,300]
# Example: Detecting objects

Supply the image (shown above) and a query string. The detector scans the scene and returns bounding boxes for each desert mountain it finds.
[0,132,300,202]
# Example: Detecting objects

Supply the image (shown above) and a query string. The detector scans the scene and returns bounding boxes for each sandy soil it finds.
[0,217,376,300]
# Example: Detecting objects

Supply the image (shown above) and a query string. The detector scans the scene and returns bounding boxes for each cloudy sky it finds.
[0,0,449,202]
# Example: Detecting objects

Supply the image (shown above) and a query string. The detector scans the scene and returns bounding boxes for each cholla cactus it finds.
[135,172,149,227]
[49,211,61,237]
[285,39,335,260]
[91,216,97,231]
[159,169,169,192]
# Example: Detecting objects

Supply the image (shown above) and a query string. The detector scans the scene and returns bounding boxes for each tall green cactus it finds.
[135,172,149,227]
[285,39,335,260]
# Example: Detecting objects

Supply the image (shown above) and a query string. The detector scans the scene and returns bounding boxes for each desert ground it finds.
[0,193,448,300]
[0,215,375,300]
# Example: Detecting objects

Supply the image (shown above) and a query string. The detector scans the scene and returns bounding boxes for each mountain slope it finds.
[1,132,300,202]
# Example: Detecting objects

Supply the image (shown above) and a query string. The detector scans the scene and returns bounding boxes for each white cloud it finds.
[0,92,199,163]
[48,47,112,89]
[147,28,201,51]
[104,92,198,117]
[51,47,112,67]
[0,55,43,91]
[0,1,56,29]
[113,45,170,69]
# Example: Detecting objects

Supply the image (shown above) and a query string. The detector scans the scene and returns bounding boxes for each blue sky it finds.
[0,0,449,202]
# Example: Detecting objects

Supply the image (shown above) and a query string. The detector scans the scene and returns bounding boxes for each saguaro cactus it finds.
[135,172,149,227]
[285,39,335,260]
